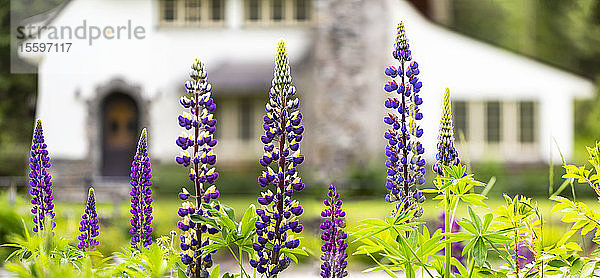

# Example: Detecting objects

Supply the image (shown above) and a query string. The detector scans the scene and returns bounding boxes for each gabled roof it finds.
[390,0,594,100]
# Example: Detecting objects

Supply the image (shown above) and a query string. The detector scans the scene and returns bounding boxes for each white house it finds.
[18,0,594,191]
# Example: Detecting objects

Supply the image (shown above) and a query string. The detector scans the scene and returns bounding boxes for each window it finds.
[245,0,311,25]
[248,0,261,21]
[239,100,253,141]
[519,101,536,143]
[272,0,284,21]
[452,101,468,141]
[295,0,308,20]
[211,0,224,21]
[185,0,201,22]
[160,0,225,26]
[486,101,501,143]
[162,0,176,21]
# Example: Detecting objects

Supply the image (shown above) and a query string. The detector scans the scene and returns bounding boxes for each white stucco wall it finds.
[25,0,312,162]
[24,0,594,166]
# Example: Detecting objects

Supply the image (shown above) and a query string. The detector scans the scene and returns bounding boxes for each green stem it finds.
[514,229,519,278]
[444,188,451,278]
[228,246,250,278]
[239,246,244,278]
[393,228,435,278]
[467,256,475,278]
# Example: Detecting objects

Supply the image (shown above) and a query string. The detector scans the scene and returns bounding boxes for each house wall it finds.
[29,0,312,168]
[27,0,594,188]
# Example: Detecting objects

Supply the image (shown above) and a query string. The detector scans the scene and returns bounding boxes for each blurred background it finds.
[0,0,599,274]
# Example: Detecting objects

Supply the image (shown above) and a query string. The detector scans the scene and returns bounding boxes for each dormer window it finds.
[245,0,312,25]
[160,0,225,26]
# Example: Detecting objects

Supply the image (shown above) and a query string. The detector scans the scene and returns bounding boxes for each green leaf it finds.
[239,204,256,236]
[221,204,236,221]
[178,267,187,278]
[190,214,217,227]
[462,194,488,207]
[472,238,487,267]
[209,264,220,278]
[548,259,568,268]
[580,261,596,277]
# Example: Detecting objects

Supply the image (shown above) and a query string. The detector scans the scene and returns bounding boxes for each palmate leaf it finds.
[472,238,487,267]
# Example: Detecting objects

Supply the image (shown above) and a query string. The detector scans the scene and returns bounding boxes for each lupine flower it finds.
[438,212,464,272]
[433,88,460,176]
[516,239,535,269]
[176,59,220,277]
[29,119,55,233]
[77,187,99,252]
[320,185,348,278]
[249,40,305,277]
[129,128,154,249]
[383,22,425,217]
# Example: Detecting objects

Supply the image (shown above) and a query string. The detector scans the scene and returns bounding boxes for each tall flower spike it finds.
[29,119,55,233]
[433,88,460,176]
[320,185,348,278]
[249,40,305,277]
[78,187,99,252]
[383,22,425,217]
[129,128,154,249]
[176,59,220,277]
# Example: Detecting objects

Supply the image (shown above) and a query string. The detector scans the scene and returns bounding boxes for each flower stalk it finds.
[29,119,55,233]
[176,59,220,277]
[250,40,305,277]
[434,88,462,277]
[129,128,154,250]
[320,185,348,278]
[383,22,425,217]
[77,187,99,252]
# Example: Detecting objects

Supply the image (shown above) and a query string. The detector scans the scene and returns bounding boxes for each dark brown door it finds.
[101,93,138,177]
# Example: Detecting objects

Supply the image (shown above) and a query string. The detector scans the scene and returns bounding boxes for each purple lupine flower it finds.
[129,128,154,249]
[29,119,55,233]
[516,238,535,269]
[383,22,425,217]
[320,185,348,278]
[249,40,305,277]
[77,187,99,252]
[433,88,460,176]
[438,212,464,272]
[176,59,220,277]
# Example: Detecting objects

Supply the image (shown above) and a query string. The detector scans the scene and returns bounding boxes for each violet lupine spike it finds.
[176,59,220,277]
[383,22,425,217]
[320,185,348,278]
[129,128,154,249]
[433,88,460,176]
[249,40,305,277]
[29,119,55,233]
[77,187,99,252]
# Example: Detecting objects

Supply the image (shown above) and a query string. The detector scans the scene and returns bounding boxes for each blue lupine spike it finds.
[251,40,305,275]
[176,59,220,276]
[433,88,460,176]
[29,119,55,234]
[129,128,154,249]
[78,187,99,252]
[319,185,348,278]
[382,22,425,218]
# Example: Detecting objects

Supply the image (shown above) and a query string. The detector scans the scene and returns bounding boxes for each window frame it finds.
[159,0,226,27]
[243,0,313,26]
[485,101,502,144]
[518,100,536,144]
